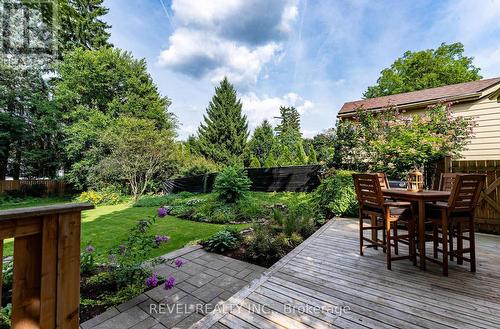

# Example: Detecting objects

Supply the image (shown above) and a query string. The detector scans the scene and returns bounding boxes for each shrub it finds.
[203,227,241,253]
[77,187,125,205]
[133,193,190,207]
[245,225,276,266]
[0,303,11,328]
[313,170,358,217]
[213,166,251,203]
[179,155,221,177]
[245,225,304,267]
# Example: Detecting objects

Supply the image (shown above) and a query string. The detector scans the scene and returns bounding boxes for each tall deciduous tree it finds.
[53,47,174,188]
[248,120,275,165]
[364,43,482,98]
[197,77,249,164]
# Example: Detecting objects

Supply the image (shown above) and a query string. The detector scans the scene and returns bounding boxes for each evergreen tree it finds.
[275,106,301,137]
[263,153,277,168]
[249,155,261,168]
[277,146,293,166]
[248,120,275,164]
[297,143,308,165]
[308,147,318,164]
[37,0,111,55]
[197,77,249,164]
[275,106,303,162]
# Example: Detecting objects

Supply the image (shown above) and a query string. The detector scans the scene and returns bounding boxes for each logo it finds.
[1,0,57,64]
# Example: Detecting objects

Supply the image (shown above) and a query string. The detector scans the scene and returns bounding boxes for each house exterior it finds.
[338,77,500,160]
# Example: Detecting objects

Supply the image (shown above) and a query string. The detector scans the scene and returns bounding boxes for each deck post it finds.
[0,203,93,329]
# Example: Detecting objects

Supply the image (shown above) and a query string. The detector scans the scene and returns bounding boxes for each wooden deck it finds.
[192,218,500,329]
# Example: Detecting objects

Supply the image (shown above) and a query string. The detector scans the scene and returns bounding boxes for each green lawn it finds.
[0,196,74,210]
[1,200,249,261]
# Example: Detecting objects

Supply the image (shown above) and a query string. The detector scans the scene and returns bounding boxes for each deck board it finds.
[193,218,500,329]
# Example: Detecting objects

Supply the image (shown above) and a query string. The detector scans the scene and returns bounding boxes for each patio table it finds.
[382,188,450,270]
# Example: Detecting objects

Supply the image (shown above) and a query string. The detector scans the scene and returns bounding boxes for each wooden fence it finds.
[0,180,69,196]
[165,165,322,194]
[435,157,500,234]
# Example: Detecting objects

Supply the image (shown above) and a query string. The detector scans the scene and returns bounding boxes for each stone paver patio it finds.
[80,245,266,329]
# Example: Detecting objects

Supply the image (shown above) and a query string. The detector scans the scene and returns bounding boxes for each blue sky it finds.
[103,0,500,139]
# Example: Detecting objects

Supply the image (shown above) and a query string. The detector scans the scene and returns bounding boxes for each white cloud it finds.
[241,92,314,130]
[158,0,297,86]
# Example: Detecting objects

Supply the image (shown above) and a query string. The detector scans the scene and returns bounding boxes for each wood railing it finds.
[0,203,94,329]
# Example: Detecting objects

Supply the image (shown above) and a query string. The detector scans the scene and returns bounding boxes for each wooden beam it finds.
[56,212,81,328]
[11,234,42,329]
[39,215,58,329]
[0,203,93,221]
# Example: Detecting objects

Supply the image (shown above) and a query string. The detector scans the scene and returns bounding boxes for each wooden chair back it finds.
[439,173,458,192]
[377,173,390,189]
[448,174,486,213]
[353,174,385,210]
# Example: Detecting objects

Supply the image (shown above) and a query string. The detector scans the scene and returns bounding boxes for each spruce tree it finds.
[198,77,249,164]
[275,106,301,138]
[249,120,275,164]
[308,147,318,164]
[263,153,277,168]
[277,146,293,166]
[297,143,308,165]
[249,155,261,168]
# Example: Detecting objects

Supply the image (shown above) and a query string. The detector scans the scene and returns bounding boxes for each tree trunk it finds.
[12,146,22,180]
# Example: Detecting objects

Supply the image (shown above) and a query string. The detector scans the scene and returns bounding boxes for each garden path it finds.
[80,246,266,329]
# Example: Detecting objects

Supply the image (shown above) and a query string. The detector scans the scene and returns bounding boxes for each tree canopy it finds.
[53,47,174,188]
[364,42,482,98]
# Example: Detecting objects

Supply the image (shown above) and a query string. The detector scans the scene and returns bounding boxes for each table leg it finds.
[418,200,426,270]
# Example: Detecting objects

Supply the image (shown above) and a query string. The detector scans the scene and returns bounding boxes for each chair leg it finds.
[370,215,378,250]
[393,224,398,255]
[449,223,454,261]
[457,222,463,265]
[441,211,449,277]
[382,223,386,253]
[469,216,476,272]
[433,224,438,258]
[359,212,364,256]
[386,216,392,270]
[410,221,417,266]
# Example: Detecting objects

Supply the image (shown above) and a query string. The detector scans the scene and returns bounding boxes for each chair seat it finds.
[425,202,472,222]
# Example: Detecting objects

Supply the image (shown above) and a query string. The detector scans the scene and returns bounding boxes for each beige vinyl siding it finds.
[395,94,500,160]
[452,96,500,160]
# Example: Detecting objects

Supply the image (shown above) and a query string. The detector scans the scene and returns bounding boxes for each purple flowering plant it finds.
[164,276,176,290]
[104,209,185,292]
[174,258,186,268]
[80,245,96,275]
[145,272,159,288]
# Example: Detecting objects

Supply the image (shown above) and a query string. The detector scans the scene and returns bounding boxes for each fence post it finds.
[444,155,452,173]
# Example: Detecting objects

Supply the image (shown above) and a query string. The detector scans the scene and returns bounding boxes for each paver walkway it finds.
[193,218,500,329]
[80,246,266,329]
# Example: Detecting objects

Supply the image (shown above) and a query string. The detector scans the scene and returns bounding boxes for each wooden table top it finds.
[382,188,450,201]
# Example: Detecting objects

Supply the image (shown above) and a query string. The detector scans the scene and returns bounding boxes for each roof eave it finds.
[337,92,481,118]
